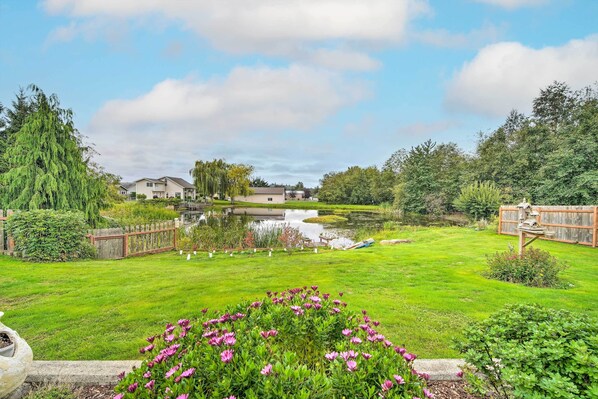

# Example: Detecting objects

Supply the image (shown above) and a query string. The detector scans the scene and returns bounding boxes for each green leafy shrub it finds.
[486,247,568,288]
[454,304,598,399]
[453,181,502,221]
[6,210,95,262]
[101,202,179,226]
[115,287,431,399]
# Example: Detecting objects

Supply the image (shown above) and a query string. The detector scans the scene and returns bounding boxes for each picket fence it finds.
[498,205,598,247]
[88,221,177,259]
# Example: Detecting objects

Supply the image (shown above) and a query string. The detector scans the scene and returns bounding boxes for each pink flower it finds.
[303,302,313,309]
[165,364,181,378]
[176,395,189,399]
[423,388,434,398]
[339,292,344,297]
[178,319,190,327]
[314,303,322,310]
[393,375,405,384]
[395,346,406,355]
[181,368,195,378]
[117,371,125,380]
[127,383,138,393]
[143,371,151,378]
[333,300,341,305]
[221,349,234,363]
[346,360,357,372]
[331,308,341,314]
[350,337,362,344]
[268,329,278,337]
[323,293,330,299]
[309,296,321,303]
[165,324,176,334]
[325,352,338,361]
[373,321,380,326]
[165,334,175,343]
[362,353,372,360]
[113,395,124,399]
[342,329,353,336]
[223,332,236,346]
[250,301,262,308]
[145,380,155,390]
[403,353,417,362]
[140,344,154,353]
[146,336,155,343]
[381,380,393,392]
[224,397,236,399]
[260,363,273,375]
[383,339,393,348]
[311,285,318,291]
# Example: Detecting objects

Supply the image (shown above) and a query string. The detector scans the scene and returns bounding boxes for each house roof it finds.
[119,182,136,191]
[250,187,285,195]
[162,176,195,189]
[134,177,163,184]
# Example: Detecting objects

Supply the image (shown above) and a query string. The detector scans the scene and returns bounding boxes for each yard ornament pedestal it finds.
[0,312,33,399]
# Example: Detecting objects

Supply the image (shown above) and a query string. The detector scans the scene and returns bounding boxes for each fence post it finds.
[593,206,598,248]
[123,232,129,258]
[173,220,177,250]
[498,207,503,235]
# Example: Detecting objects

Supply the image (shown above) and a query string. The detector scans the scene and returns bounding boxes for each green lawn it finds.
[0,227,596,361]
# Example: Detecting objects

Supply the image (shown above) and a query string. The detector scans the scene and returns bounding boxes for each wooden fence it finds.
[88,221,177,259]
[0,209,15,254]
[498,205,598,247]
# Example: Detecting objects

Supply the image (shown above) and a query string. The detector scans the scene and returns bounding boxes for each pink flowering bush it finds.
[114,287,429,399]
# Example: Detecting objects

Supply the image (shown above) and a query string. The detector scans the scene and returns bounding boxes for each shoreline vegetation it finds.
[1,226,595,361]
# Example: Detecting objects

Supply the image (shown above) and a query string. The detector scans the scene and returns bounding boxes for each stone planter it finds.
[0,312,33,399]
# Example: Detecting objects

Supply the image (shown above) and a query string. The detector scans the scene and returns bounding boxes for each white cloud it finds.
[88,65,368,182]
[43,0,428,69]
[472,0,547,9]
[445,36,598,117]
[414,23,505,49]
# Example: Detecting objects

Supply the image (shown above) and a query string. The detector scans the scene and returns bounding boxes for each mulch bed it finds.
[71,381,486,399]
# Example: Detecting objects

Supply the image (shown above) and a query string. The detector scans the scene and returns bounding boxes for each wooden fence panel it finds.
[89,221,176,259]
[90,227,125,259]
[499,205,597,247]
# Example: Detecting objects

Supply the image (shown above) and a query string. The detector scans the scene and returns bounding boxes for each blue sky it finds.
[1,0,597,186]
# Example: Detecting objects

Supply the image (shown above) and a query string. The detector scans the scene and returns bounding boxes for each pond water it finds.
[181,207,465,248]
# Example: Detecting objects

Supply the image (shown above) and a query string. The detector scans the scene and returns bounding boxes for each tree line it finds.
[318,81,598,214]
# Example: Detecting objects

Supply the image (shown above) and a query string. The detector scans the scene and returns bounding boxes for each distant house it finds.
[118,182,136,197]
[234,187,285,204]
[285,190,305,200]
[133,176,196,200]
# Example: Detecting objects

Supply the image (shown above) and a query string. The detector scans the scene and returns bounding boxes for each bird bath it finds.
[0,311,33,398]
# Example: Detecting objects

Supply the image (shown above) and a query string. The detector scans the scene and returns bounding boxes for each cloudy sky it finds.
[1,1,596,186]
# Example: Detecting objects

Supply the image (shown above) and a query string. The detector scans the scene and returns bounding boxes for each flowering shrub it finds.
[485,247,568,288]
[114,287,430,398]
[277,226,304,252]
[454,304,598,399]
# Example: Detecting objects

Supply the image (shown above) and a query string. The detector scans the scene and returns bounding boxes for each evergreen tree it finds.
[0,86,108,226]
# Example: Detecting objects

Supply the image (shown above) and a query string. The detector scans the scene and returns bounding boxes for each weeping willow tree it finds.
[190,158,230,203]
[0,86,108,226]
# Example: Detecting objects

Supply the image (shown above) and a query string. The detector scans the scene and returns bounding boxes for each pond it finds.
[181,207,465,248]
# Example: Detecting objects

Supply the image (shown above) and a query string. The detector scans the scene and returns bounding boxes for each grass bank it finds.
[0,227,595,360]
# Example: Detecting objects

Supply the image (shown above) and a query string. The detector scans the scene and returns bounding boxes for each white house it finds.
[133,176,196,200]
[234,187,285,204]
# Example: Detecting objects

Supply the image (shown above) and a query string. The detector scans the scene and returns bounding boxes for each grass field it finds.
[0,227,596,361]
